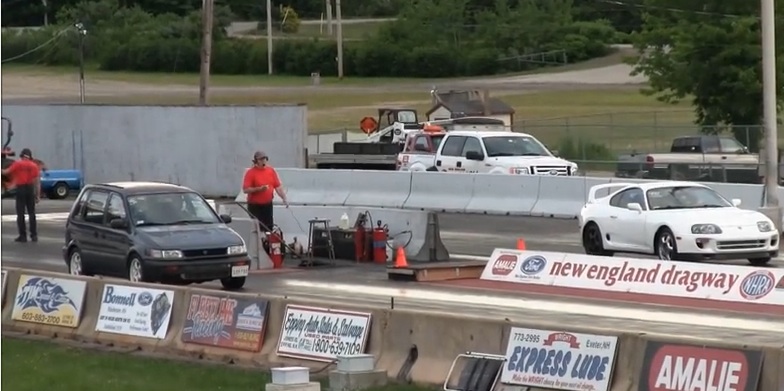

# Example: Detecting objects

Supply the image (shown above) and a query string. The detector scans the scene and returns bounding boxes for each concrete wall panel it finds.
[1,104,307,196]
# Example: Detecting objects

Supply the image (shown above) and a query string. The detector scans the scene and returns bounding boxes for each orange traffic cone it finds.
[394,247,408,268]
[516,238,526,250]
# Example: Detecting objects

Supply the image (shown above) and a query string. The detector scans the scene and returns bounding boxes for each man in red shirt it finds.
[242,151,288,231]
[2,148,41,242]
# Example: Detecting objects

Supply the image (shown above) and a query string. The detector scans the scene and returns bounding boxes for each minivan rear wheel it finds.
[220,277,246,290]
[128,256,146,283]
[69,248,85,276]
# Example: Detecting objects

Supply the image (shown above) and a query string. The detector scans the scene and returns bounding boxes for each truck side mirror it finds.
[465,151,484,161]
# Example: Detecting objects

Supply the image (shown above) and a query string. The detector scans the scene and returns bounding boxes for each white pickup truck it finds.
[397,130,580,175]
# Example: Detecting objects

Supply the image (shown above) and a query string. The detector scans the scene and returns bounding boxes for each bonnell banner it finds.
[95,284,174,339]
[276,304,371,362]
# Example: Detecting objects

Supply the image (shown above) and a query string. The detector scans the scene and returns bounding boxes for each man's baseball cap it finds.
[20,148,32,158]
[254,151,269,160]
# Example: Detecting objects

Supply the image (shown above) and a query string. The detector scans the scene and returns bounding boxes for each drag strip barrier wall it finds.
[218,204,450,263]
[2,267,782,391]
[251,169,777,219]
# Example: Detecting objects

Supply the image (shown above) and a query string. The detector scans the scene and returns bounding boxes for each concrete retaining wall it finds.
[2,267,780,390]
[1,104,307,196]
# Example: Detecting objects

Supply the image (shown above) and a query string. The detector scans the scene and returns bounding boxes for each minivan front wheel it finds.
[69,248,84,276]
[128,256,146,283]
[220,277,246,290]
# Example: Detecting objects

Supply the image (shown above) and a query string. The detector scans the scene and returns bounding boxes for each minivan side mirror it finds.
[219,214,233,224]
[465,151,484,161]
[627,203,643,212]
[551,149,560,157]
[109,218,129,229]
[732,198,742,207]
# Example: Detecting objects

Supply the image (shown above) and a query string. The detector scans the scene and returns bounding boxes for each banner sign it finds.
[276,305,372,362]
[1,270,7,304]
[638,341,763,391]
[95,284,174,339]
[11,275,87,328]
[481,249,784,306]
[501,327,618,391]
[181,293,269,352]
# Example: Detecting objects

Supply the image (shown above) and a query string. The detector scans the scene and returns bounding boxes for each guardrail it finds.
[258,169,775,219]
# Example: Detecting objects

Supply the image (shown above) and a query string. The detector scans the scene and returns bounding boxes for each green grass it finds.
[1,337,433,391]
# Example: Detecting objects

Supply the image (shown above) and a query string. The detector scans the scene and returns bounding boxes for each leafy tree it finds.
[630,0,784,150]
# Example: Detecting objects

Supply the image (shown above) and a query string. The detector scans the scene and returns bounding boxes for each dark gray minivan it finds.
[63,182,250,290]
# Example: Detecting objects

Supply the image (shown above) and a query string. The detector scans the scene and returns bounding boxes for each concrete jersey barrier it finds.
[2,267,782,391]
[261,169,773,219]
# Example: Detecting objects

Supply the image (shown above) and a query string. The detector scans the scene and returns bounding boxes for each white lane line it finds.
[283,280,784,333]
[1,212,70,223]
[440,230,581,245]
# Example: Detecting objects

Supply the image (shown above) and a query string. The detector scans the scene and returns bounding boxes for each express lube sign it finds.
[502,327,618,391]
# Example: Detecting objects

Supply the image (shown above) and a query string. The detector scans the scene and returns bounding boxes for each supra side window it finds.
[441,136,466,156]
[105,193,127,225]
[83,191,109,224]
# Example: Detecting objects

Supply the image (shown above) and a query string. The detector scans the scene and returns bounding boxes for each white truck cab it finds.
[429,131,579,175]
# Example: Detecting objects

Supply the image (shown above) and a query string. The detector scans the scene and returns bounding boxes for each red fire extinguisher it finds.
[267,228,284,269]
[372,220,388,264]
[354,213,368,262]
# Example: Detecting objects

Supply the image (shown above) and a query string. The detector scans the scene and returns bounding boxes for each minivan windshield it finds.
[646,186,732,210]
[483,136,551,157]
[128,192,220,226]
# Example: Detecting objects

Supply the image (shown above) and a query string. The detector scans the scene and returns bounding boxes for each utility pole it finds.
[199,0,214,105]
[75,23,87,104]
[335,0,343,79]
[267,0,273,75]
[326,0,333,36]
[761,0,781,231]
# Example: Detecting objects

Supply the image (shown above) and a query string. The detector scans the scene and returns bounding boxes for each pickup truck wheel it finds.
[51,182,69,199]
[748,257,771,266]
[426,166,438,172]
[220,277,246,290]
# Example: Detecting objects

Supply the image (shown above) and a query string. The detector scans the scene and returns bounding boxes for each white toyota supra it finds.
[578,181,779,265]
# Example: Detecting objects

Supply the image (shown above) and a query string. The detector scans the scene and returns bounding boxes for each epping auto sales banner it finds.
[501,327,618,391]
[276,304,371,362]
[481,249,784,305]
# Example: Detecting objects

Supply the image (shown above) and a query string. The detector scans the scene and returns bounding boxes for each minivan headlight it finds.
[148,249,183,259]
[228,245,247,255]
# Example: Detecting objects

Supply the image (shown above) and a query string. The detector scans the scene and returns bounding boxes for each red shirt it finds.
[242,166,281,204]
[7,159,41,186]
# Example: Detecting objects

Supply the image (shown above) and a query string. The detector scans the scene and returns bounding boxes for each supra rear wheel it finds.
[748,257,771,266]
[655,227,679,261]
[582,223,613,256]
[221,277,246,290]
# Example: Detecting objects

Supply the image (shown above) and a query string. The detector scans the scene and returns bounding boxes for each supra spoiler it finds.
[587,183,636,203]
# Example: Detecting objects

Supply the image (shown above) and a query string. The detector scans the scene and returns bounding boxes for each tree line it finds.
[1,0,619,78]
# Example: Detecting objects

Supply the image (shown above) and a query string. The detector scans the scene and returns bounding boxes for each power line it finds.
[1,26,70,63]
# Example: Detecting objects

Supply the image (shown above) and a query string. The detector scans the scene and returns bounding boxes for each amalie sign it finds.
[638,341,763,391]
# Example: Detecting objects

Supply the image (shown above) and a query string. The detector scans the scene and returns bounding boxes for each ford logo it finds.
[520,255,547,275]
[549,169,558,175]
[138,292,154,306]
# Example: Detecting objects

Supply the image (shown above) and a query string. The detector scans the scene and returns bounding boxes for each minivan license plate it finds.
[231,265,249,277]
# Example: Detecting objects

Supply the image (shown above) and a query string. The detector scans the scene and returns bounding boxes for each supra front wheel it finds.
[582,223,613,256]
[655,227,679,261]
